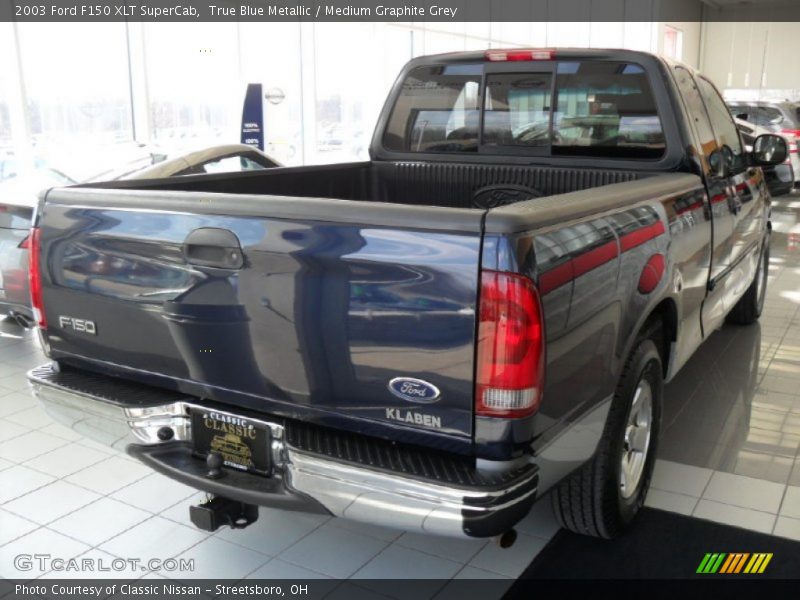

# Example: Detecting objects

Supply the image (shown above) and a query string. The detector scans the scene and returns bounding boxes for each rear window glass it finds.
[552,62,664,158]
[383,64,482,153]
[484,72,553,147]
[383,60,665,159]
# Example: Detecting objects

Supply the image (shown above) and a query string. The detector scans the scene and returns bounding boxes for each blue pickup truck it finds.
[28,49,787,543]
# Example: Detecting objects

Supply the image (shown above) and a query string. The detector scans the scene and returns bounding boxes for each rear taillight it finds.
[28,227,46,329]
[484,48,554,62]
[475,270,545,418]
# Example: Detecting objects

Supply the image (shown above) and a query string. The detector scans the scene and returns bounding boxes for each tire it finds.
[552,334,663,539]
[726,236,769,325]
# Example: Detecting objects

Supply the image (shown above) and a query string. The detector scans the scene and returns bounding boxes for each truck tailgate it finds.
[36,187,484,449]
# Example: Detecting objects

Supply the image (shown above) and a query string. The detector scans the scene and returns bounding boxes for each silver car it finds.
[734,117,795,197]
[728,100,800,187]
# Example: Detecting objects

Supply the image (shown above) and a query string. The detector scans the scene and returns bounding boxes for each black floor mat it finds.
[516,508,800,579]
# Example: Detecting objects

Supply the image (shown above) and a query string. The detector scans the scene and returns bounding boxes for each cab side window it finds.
[673,66,716,167]
[695,76,746,174]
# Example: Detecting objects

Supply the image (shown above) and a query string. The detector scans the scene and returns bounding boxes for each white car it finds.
[735,117,795,196]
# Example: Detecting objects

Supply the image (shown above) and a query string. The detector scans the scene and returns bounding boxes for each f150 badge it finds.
[388,377,440,403]
[58,316,97,335]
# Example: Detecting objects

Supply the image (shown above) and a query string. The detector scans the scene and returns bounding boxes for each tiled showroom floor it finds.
[1,192,800,588]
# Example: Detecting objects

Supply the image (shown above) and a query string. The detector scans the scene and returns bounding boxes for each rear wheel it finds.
[726,236,769,325]
[552,334,663,538]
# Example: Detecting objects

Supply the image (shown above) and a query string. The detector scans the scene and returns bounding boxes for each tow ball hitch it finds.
[190,496,259,532]
[188,453,259,532]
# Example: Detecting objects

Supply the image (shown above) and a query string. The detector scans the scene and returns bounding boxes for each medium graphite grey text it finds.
[209,4,459,18]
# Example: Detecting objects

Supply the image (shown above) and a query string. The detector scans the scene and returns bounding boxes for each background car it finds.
[734,116,795,196]
[728,99,800,188]
[0,153,53,183]
[87,143,280,181]
[0,144,279,325]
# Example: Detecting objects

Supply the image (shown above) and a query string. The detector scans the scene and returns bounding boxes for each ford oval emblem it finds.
[472,184,542,209]
[388,377,441,404]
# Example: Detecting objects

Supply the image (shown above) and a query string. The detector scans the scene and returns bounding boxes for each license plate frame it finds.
[191,408,271,476]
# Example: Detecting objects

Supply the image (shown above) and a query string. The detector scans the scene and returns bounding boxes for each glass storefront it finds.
[1,21,668,177]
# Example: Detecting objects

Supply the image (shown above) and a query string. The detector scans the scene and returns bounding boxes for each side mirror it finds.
[752,134,788,166]
[708,145,734,177]
[708,150,726,177]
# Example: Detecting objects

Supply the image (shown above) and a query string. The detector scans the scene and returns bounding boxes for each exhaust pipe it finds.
[493,529,518,549]
[10,312,34,329]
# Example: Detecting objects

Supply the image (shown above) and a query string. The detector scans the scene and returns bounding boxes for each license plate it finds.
[191,409,271,476]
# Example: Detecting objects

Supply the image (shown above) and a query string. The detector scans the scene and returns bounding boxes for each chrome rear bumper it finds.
[28,364,538,538]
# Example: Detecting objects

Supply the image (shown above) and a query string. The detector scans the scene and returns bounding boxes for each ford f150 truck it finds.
[27,49,787,542]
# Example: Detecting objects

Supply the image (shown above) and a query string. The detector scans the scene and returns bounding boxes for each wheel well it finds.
[643,298,677,378]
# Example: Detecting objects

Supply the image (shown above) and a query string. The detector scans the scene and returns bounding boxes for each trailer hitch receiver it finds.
[189,496,259,532]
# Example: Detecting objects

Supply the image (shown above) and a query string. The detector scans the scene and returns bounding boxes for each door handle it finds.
[183,228,244,269]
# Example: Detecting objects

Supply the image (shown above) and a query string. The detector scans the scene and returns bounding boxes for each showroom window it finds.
[0,75,10,150]
[312,23,411,163]
[14,22,133,164]
[142,23,240,146]
[239,22,303,165]
[663,25,683,60]
[313,24,376,163]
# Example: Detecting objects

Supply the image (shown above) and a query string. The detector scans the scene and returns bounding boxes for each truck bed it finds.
[83,160,650,209]
[38,161,666,457]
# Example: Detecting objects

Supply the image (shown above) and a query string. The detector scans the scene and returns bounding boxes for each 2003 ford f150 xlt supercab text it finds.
[27,49,788,542]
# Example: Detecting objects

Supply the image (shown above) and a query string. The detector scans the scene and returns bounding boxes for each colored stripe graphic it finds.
[744,554,759,573]
[572,240,618,278]
[744,553,773,574]
[733,553,750,573]
[619,221,666,252]
[539,261,574,295]
[719,554,735,573]
[720,553,749,573]
[710,192,728,204]
[759,554,773,573]
[696,553,714,573]
[710,553,726,573]
[538,220,665,295]
[674,198,705,216]
[697,553,726,573]
[697,553,773,574]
